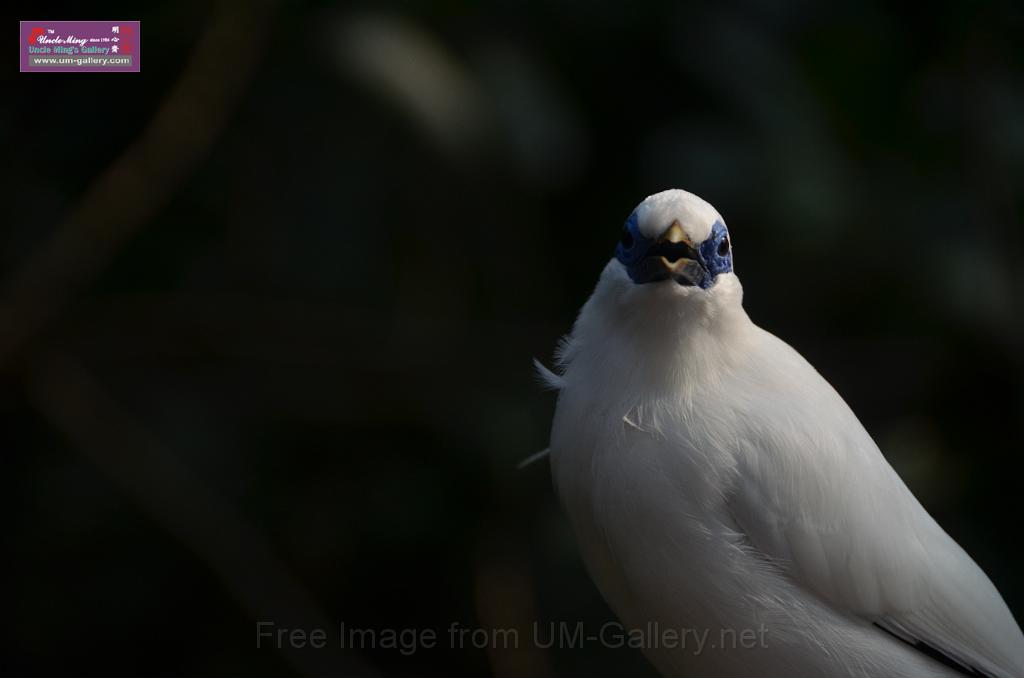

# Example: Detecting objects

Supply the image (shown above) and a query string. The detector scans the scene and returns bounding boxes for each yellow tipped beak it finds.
[652,220,703,283]
[623,219,709,287]
[662,220,693,246]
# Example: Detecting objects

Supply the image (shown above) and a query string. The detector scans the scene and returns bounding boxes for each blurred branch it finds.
[0,0,279,368]
[335,13,492,162]
[475,539,554,678]
[28,354,378,678]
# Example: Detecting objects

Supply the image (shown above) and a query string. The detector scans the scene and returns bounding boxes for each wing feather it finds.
[728,333,1024,677]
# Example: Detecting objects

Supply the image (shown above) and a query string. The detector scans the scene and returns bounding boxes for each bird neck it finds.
[560,274,752,397]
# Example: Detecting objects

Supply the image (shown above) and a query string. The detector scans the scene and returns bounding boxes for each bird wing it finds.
[725,333,1024,678]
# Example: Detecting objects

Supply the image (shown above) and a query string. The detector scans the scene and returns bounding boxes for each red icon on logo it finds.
[118,24,133,54]
[27,27,44,45]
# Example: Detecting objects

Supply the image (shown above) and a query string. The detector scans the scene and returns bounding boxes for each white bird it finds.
[543,189,1024,677]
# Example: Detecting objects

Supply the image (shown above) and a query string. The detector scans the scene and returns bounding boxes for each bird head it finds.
[567,190,744,375]
[614,189,733,290]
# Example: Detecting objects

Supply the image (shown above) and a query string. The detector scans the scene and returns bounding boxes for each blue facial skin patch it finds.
[615,213,732,289]
[698,221,733,285]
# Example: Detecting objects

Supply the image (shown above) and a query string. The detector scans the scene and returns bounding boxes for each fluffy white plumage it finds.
[546,189,1024,677]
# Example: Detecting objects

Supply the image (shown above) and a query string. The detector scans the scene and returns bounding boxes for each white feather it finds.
[533,357,565,391]
[516,447,550,470]
[548,190,1024,678]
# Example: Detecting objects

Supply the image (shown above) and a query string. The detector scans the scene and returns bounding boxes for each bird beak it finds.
[655,221,704,285]
[619,219,710,287]
[662,221,689,245]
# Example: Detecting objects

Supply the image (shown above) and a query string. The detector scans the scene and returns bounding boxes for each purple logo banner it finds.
[20,20,140,72]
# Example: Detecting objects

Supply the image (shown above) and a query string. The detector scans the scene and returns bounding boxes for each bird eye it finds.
[621,230,634,249]
[718,237,730,257]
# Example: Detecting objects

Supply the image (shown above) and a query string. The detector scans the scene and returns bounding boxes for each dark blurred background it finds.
[4,1,1023,676]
